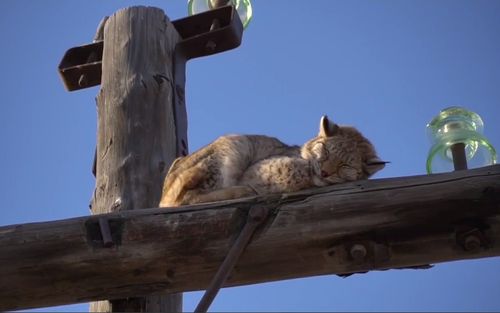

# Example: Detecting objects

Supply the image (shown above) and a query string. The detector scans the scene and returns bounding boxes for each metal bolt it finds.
[111,197,122,211]
[78,74,88,87]
[456,227,488,252]
[210,0,231,8]
[450,142,468,171]
[463,235,481,251]
[98,217,114,248]
[210,18,221,31]
[350,244,367,262]
[205,40,217,52]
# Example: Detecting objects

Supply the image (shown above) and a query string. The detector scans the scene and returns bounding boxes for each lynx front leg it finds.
[180,185,258,205]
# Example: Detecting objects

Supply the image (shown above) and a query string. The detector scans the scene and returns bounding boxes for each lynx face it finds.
[301,116,386,187]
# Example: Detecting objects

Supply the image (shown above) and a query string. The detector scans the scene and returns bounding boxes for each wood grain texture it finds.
[89,6,182,312]
[1,165,499,310]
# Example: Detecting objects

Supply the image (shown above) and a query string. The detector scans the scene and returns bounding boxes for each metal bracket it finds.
[58,5,243,91]
[173,5,243,60]
[195,206,270,313]
[58,41,104,91]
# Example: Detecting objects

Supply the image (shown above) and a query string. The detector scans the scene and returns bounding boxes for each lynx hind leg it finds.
[180,185,258,205]
[160,161,210,207]
[165,156,184,177]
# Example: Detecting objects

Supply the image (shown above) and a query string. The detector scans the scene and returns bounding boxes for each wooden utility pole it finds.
[88,7,183,312]
[55,4,243,311]
[1,165,499,311]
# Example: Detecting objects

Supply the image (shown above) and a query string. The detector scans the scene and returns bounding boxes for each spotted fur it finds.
[160,116,385,207]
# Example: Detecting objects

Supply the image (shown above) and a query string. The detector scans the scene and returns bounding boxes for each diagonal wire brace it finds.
[195,206,270,313]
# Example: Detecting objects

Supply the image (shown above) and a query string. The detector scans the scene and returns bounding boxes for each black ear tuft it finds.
[364,158,388,176]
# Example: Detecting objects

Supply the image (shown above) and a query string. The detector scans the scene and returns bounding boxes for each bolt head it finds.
[464,235,481,251]
[350,244,367,261]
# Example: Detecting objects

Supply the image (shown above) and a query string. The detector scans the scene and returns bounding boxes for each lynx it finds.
[160,115,386,207]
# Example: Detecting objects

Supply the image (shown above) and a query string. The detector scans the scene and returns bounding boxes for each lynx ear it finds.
[319,115,339,137]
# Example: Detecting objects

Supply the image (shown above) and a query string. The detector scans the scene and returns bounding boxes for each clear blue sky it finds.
[1,0,500,311]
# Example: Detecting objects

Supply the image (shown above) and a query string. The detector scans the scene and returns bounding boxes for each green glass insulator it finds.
[188,0,253,29]
[426,106,497,174]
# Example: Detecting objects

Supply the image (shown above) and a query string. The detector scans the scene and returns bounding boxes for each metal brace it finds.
[98,217,114,248]
[195,206,270,313]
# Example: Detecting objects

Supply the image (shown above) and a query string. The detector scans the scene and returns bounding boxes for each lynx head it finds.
[301,115,386,187]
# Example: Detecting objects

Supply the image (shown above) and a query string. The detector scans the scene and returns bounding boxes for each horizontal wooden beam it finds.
[1,165,499,311]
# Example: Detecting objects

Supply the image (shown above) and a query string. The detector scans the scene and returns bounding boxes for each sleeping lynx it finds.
[160,115,386,207]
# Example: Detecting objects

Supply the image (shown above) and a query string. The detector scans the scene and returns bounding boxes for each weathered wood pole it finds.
[89,6,184,312]
[0,165,499,310]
